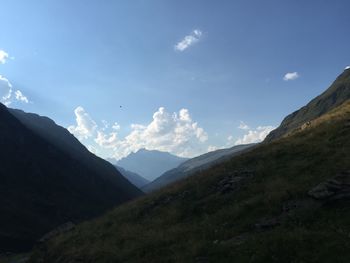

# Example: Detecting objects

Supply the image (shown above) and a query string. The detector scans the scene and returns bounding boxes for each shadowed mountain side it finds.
[10,108,142,196]
[265,68,350,141]
[142,144,255,193]
[0,105,142,253]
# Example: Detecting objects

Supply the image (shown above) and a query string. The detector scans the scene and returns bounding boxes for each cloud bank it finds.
[69,106,208,159]
[175,29,202,52]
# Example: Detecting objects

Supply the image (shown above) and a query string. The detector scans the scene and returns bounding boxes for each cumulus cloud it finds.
[234,126,275,145]
[94,131,119,149]
[112,122,120,131]
[238,121,249,130]
[68,106,97,139]
[0,50,9,64]
[174,29,202,51]
[283,72,299,81]
[69,106,208,159]
[110,107,208,158]
[15,90,29,103]
[0,75,29,106]
[0,75,13,105]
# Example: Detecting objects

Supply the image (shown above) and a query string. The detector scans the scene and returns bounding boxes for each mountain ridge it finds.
[143,144,255,192]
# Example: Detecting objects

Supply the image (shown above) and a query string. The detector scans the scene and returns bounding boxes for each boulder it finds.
[308,171,350,201]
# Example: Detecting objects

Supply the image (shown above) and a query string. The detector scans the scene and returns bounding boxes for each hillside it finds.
[116,149,188,181]
[266,68,350,141]
[0,105,142,253]
[30,102,350,261]
[143,144,255,193]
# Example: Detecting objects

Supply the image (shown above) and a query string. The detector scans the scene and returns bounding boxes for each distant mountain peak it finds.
[116,149,188,181]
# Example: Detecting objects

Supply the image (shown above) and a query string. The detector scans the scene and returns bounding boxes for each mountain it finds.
[266,67,350,141]
[30,72,350,262]
[143,144,255,192]
[116,149,188,181]
[115,165,150,188]
[0,105,142,253]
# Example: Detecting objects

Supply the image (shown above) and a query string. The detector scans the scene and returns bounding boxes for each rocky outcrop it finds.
[216,170,255,194]
[308,171,350,201]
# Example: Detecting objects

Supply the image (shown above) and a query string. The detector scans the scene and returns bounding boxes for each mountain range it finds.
[114,148,188,181]
[29,69,350,262]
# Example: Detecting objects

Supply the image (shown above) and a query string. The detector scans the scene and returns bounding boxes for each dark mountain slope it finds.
[30,101,350,261]
[266,68,350,141]
[143,144,254,193]
[9,107,143,197]
[116,149,188,181]
[0,104,142,253]
[115,165,149,188]
[11,108,146,190]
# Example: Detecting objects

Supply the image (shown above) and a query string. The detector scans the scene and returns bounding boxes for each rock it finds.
[308,171,350,201]
[216,170,254,194]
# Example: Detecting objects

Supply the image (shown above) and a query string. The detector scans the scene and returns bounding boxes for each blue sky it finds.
[1,0,350,159]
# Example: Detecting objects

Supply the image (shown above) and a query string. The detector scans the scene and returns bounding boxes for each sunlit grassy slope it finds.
[31,100,350,263]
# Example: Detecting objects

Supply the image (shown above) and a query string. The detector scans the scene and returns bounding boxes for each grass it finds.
[30,101,350,263]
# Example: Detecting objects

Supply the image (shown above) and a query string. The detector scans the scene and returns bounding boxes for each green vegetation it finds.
[31,101,350,263]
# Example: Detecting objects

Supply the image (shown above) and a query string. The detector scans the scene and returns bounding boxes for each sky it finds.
[1,0,350,159]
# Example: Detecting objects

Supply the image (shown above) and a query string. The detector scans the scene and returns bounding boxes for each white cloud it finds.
[94,131,119,149]
[69,106,208,159]
[0,50,9,64]
[112,122,120,131]
[174,29,202,52]
[0,75,29,106]
[0,75,13,105]
[111,107,208,159]
[234,126,275,145]
[283,72,299,81]
[15,90,29,103]
[345,66,350,70]
[68,106,97,139]
[238,121,249,130]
